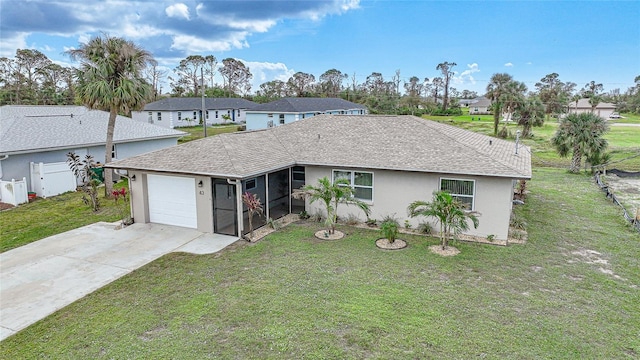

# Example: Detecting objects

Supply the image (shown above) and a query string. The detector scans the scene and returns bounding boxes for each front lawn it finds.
[0,181,128,253]
[177,124,242,143]
[423,115,640,171]
[2,168,638,358]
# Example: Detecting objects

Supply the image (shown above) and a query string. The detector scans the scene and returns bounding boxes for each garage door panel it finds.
[147,174,197,228]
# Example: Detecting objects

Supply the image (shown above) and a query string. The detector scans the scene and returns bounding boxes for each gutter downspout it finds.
[227,178,243,238]
[0,155,8,179]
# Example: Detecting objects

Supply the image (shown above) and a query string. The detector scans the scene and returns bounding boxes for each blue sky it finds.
[1,0,638,95]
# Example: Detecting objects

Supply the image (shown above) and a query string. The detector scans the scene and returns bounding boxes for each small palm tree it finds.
[242,192,263,241]
[408,191,479,250]
[67,34,155,197]
[380,219,399,244]
[551,112,609,173]
[293,177,370,234]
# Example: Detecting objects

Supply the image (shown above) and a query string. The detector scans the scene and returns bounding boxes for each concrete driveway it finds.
[0,222,238,341]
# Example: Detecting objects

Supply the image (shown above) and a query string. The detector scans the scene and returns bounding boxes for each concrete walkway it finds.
[0,222,238,341]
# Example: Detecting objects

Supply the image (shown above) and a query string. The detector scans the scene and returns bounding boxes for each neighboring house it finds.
[245,97,368,130]
[0,105,185,199]
[107,114,531,241]
[468,96,492,115]
[131,97,258,128]
[567,98,616,119]
[459,99,475,107]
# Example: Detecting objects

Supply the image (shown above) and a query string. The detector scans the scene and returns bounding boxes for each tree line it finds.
[2,47,640,118]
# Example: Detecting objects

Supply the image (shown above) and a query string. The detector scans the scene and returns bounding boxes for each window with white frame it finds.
[215,110,219,118]
[157,112,162,121]
[279,114,285,124]
[206,110,209,119]
[177,111,182,121]
[111,144,117,159]
[332,170,373,202]
[440,178,475,210]
[148,112,153,122]
[193,111,197,120]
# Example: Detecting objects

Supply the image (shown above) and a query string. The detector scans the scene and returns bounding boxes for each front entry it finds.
[213,179,237,236]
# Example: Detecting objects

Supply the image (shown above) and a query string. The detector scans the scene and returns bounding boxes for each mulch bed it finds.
[375,238,407,250]
[0,202,15,211]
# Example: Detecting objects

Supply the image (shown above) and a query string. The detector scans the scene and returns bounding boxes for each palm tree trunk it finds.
[104,108,117,197]
[493,105,500,135]
[569,145,582,173]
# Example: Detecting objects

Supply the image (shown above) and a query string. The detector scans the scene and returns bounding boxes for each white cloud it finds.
[165,3,190,20]
[302,0,361,21]
[240,60,295,91]
[0,32,27,57]
[504,62,514,67]
[171,34,249,52]
[453,63,480,85]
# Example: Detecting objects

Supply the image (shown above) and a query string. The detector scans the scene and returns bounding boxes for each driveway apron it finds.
[0,222,238,341]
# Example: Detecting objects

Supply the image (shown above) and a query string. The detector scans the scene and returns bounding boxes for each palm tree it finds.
[242,192,263,241]
[67,34,155,196]
[551,112,609,173]
[293,177,370,234]
[486,73,514,135]
[408,191,479,250]
[514,96,545,138]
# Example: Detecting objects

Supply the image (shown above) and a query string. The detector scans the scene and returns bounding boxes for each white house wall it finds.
[246,108,367,130]
[133,109,247,129]
[304,166,514,240]
[0,139,178,193]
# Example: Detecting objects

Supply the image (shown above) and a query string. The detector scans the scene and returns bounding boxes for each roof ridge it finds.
[217,133,242,176]
[411,116,529,177]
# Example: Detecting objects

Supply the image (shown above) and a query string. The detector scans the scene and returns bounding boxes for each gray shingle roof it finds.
[0,105,186,154]
[248,97,367,112]
[568,98,616,109]
[108,114,531,180]
[143,97,257,111]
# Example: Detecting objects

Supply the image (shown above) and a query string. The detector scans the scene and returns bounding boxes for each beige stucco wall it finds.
[127,171,214,233]
[305,166,514,240]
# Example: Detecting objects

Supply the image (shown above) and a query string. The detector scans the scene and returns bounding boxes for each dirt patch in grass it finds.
[603,173,640,219]
[428,245,460,256]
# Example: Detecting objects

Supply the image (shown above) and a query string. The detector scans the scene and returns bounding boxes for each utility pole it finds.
[201,68,207,138]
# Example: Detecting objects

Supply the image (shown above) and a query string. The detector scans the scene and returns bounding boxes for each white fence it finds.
[30,162,77,198]
[0,177,28,206]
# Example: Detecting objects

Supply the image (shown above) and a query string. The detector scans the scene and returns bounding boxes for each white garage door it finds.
[147,174,197,228]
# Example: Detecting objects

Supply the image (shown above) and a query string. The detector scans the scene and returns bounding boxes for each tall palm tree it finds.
[67,34,155,196]
[551,112,609,173]
[501,80,527,122]
[486,73,514,135]
[408,191,479,250]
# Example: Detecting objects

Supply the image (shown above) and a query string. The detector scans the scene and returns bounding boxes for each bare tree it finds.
[286,72,315,97]
[436,61,457,111]
[219,58,252,97]
[144,63,167,100]
[318,69,347,97]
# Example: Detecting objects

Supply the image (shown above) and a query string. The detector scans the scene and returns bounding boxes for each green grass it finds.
[423,114,640,171]
[177,124,242,143]
[0,181,128,253]
[2,168,638,358]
